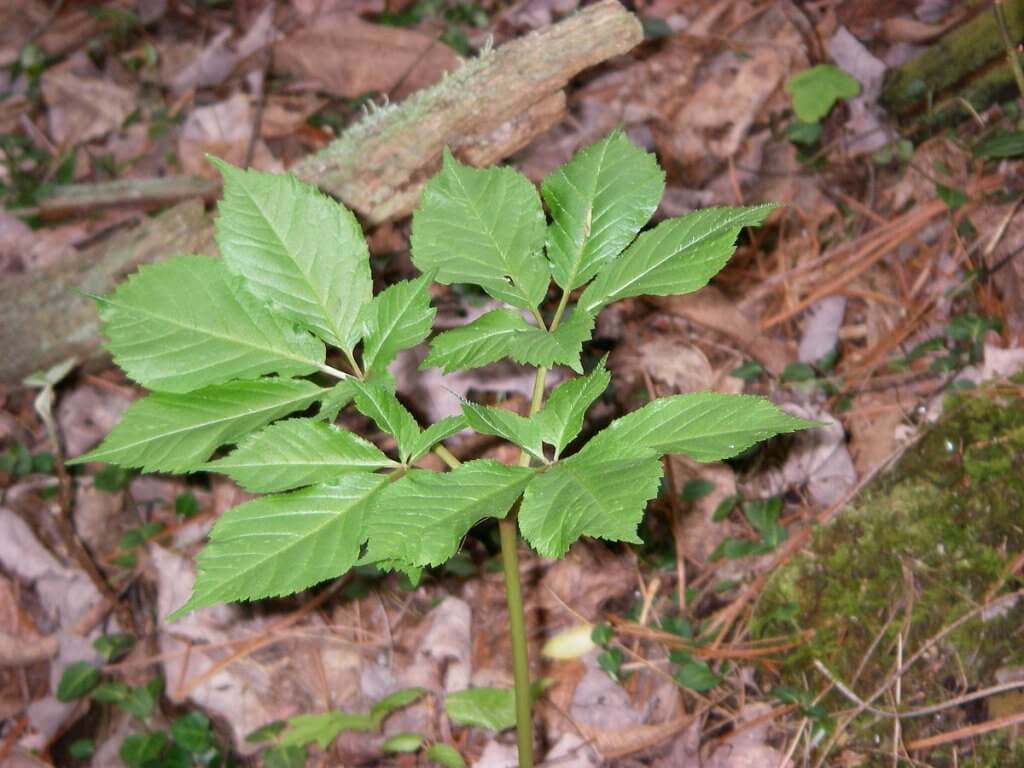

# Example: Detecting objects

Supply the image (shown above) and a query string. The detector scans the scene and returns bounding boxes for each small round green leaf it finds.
[674,659,722,692]
[171,711,211,752]
[785,64,860,123]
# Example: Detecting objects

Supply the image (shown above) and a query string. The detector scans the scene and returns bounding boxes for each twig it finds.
[813,648,1024,719]
[33,176,221,220]
[39,390,138,636]
[173,577,348,698]
[907,709,1024,751]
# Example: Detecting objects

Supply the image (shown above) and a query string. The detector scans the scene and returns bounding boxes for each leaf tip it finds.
[205,154,235,175]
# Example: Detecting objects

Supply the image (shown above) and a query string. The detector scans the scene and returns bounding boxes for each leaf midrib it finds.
[87,388,320,458]
[234,179,348,347]
[201,482,384,595]
[553,135,610,289]
[104,290,321,371]
[587,206,771,310]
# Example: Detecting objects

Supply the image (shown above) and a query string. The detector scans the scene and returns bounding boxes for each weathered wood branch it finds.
[1,0,642,386]
[34,176,221,220]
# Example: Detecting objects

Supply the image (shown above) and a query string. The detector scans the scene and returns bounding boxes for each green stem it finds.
[498,513,533,767]
[319,363,350,380]
[549,289,571,332]
[433,443,461,470]
[439,294,568,767]
[345,350,365,379]
[500,356,553,768]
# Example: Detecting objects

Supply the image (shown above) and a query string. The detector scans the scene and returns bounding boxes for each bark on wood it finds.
[880,0,1024,116]
[1,1,642,386]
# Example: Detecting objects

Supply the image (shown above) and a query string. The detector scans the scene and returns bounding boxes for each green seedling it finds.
[56,662,233,767]
[785,64,860,124]
[72,129,819,766]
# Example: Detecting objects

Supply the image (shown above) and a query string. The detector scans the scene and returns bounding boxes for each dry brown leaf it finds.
[650,290,792,376]
[40,55,135,147]
[612,332,714,395]
[290,0,386,19]
[260,93,327,138]
[704,703,788,767]
[659,47,787,170]
[537,542,635,622]
[0,213,75,275]
[847,392,907,476]
[743,403,857,508]
[178,94,281,177]
[167,5,277,92]
[153,545,313,755]
[272,17,459,99]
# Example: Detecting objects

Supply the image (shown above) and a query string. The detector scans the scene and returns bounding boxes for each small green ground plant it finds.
[72,129,817,766]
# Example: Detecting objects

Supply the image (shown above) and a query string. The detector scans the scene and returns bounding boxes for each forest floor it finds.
[1,0,1023,766]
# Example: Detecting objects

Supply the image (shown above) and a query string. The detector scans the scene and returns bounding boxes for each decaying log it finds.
[880,0,1024,119]
[1,0,642,386]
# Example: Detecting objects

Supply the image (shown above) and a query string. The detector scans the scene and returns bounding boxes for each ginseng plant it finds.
[72,130,817,767]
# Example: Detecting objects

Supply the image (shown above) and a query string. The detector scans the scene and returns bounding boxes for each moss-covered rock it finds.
[756,388,1024,765]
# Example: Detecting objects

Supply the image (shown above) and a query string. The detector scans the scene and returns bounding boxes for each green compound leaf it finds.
[408,414,468,462]
[423,308,592,374]
[581,205,776,314]
[169,474,388,619]
[785,64,860,124]
[280,711,374,750]
[536,356,610,458]
[360,274,436,376]
[460,401,544,460]
[97,255,325,393]
[70,378,323,473]
[363,460,533,567]
[411,149,549,309]
[519,442,663,558]
[212,159,372,353]
[350,380,421,464]
[542,129,664,290]
[202,418,398,493]
[586,392,820,462]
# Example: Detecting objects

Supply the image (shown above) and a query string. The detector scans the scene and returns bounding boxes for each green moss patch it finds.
[756,390,1024,764]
